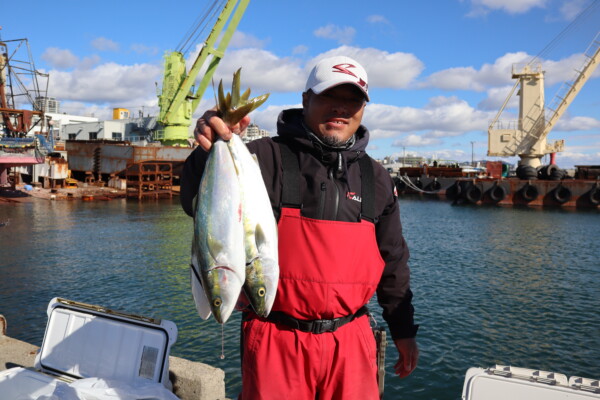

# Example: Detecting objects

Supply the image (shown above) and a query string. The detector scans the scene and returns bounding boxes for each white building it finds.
[243,123,270,143]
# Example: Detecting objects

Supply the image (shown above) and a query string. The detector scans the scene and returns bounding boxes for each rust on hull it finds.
[396,174,600,209]
[65,140,193,176]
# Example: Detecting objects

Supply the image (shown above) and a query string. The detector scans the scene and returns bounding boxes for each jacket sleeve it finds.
[180,146,209,217]
[374,170,419,339]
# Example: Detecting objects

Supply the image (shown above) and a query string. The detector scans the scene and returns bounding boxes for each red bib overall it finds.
[240,144,385,399]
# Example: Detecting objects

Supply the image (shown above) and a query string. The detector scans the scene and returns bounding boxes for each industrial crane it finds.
[156,0,250,146]
[488,31,600,175]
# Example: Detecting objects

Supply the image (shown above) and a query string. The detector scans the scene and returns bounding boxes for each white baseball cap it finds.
[305,56,369,101]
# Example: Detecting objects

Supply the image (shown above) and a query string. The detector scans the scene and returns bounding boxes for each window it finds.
[89,132,98,140]
[112,132,123,140]
[68,134,77,140]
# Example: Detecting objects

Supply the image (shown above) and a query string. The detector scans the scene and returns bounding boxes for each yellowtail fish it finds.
[227,134,279,317]
[191,139,246,324]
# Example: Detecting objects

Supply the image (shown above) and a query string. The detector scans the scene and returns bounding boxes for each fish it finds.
[190,67,273,324]
[227,134,279,317]
[191,139,246,324]
[217,68,269,126]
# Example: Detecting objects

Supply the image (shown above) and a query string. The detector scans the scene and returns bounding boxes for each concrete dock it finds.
[0,315,229,400]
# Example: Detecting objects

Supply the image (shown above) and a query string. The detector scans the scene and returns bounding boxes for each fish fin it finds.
[231,68,241,107]
[240,88,251,102]
[247,93,270,112]
[225,102,255,126]
[254,223,266,250]
[190,257,212,320]
[218,79,225,112]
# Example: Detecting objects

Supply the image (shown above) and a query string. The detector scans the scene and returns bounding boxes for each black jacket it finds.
[180,108,417,339]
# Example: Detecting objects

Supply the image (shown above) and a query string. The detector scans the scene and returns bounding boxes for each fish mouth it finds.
[213,266,237,272]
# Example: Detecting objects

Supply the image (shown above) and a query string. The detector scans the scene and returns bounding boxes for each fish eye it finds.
[258,288,266,297]
[213,298,222,307]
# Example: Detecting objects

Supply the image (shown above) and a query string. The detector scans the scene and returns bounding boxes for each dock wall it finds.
[0,317,229,400]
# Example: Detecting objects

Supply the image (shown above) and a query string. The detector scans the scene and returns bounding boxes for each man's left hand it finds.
[393,337,419,378]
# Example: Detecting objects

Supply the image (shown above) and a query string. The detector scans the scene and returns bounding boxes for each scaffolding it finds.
[126,162,173,199]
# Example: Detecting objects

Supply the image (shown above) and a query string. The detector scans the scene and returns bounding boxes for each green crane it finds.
[156,0,250,146]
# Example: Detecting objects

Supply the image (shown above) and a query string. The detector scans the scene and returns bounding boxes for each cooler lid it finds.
[463,365,600,400]
[35,297,178,386]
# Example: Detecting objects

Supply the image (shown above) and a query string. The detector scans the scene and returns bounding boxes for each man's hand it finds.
[194,107,251,152]
[393,337,419,378]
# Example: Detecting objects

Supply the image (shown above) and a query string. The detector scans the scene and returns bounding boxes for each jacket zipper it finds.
[318,182,327,219]
[328,167,340,220]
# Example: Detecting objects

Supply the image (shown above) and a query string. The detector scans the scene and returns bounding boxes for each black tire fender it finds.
[553,185,571,204]
[489,184,507,202]
[465,184,483,204]
[520,184,538,202]
[429,180,442,191]
[446,181,461,200]
[588,186,600,205]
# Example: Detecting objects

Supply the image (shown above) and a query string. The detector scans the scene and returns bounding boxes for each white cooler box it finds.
[463,365,600,399]
[0,297,179,400]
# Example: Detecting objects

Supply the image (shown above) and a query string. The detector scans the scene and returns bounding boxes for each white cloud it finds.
[363,96,493,137]
[424,52,530,91]
[292,45,309,55]
[393,134,442,147]
[559,0,588,20]
[467,0,548,16]
[131,43,159,56]
[478,85,519,111]
[229,31,268,49]
[553,150,600,168]
[47,62,162,104]
[313,24,356,45]
[41,48,79,70]
[553,115,600,131]
[367,15,389,24]
[311,46,424,89]
[91,37,119,52]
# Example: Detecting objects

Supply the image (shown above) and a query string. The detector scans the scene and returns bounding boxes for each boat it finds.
[394,163,600,209]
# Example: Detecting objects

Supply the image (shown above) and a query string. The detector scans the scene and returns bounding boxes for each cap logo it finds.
[332,63,367,89]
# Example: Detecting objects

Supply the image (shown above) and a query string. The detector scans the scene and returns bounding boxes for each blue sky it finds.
[2,0,599,167]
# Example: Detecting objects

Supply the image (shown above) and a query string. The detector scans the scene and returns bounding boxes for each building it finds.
[62,116,158,144]
[243,123,270,143]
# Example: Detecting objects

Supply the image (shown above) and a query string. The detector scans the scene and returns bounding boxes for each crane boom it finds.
[156,0,250,146]
[542,33,600,138]
[488,32,600,168]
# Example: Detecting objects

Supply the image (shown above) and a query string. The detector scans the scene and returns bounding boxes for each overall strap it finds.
[278,140,302,208]
[277,141,376,222]
[358,155,375,222]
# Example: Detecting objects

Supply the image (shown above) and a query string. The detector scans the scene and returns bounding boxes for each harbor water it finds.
[0,197,599,399]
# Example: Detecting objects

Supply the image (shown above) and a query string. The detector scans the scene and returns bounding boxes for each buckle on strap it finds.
[267,306,369,334]
[311,317,342,334]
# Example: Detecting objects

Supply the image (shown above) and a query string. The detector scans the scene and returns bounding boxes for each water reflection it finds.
[0,198,599,399]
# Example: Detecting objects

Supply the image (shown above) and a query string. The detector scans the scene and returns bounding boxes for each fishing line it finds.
[220,324,226,359]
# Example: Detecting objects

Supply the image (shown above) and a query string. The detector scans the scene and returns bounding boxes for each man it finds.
[181,56,418,399]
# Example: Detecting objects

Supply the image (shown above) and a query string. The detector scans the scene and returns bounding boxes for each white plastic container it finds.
[463,365,600,399]
[0,297,179,399]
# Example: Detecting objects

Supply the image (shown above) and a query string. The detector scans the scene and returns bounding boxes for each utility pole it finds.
[471,141,475,166]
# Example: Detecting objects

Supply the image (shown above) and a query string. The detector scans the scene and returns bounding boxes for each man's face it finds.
[302,84,366,147]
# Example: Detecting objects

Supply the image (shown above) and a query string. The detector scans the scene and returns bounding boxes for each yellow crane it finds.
[155,0,250,146]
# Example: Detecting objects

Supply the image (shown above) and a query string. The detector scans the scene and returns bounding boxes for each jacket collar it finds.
[276,108,369,166]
